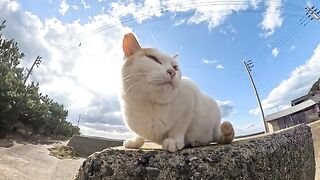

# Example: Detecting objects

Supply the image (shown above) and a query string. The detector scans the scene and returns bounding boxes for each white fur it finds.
[120,34,233,152]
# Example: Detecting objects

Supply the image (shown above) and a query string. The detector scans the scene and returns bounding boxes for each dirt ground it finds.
[0,140,84,180]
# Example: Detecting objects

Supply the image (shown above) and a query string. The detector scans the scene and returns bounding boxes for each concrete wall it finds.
[309,120,320,179]
[67,135,123,157]
[267,120,280,132]
[76,124,315,179]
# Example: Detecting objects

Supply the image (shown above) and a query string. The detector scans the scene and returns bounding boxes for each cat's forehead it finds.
[124,48,177,66]
[141,48,172,60]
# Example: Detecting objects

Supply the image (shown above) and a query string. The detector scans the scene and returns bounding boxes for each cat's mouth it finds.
[158,81,174,88]
[159,81,172,85]
[149,76,176,88]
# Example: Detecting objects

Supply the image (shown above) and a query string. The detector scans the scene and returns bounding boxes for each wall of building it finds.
[268,104,320,132]
[267,120,280,132]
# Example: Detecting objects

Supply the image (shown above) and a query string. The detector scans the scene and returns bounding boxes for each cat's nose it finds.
[167,69,176,78]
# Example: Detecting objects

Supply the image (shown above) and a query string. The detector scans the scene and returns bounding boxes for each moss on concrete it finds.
[48,145,80,159]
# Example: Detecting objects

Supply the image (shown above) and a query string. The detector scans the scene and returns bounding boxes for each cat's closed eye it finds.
[145,54,161,64]
[173,65,179,71]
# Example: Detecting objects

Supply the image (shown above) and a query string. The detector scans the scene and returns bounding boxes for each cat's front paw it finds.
[123,136,145,149]
[162,138,184,152]
[219,121,235,144]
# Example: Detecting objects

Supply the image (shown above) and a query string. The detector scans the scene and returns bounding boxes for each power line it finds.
[253,5,319,65]
[244,5,319,126]
[301,5,320,26]
[56,0,305,53]
[254,5,307,65]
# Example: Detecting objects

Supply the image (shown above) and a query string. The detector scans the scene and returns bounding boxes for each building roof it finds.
[291,92,320,106]
[266,99,317,122]
[291,94,309,106]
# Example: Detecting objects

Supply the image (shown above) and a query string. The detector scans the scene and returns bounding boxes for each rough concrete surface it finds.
[76,124,315,180]
[309,120,320,180]
[0,142,84,180]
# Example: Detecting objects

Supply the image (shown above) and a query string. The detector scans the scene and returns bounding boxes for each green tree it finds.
[0,21,80,138]
[0,21,26,136]
[309,78,320,95]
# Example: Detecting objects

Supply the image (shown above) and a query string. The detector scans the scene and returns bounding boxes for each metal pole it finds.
[243,60,268,133]
[77,114,81,127]
[24,56,42,85]
[305,6,320,21]
[301,6,320,26]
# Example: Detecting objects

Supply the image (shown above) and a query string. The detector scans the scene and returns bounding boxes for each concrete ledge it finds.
[76,124,315,179]
[67,135,123,157]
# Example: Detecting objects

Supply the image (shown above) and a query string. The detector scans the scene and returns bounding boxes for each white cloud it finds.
[59,0,69,15]
[164,0,250,30]
[109,0,274,31]
[81,0,91,10]
[220,24,237,34]
[0,0,293,139]
[0,0,132,139]
[80,125,133,140]
[110,0,162,23]
[108,0,283,35]
[216,64,225,69]
[250,0,263,9]
[202,58,217,64]
[290,45,296,51]
[230,27,237,34]
[72,5,78,11]
[235,123,264,136]
[217,100,236,118]
[201,58,224,69]
[174,19,186,26]
[0,0,239,139]
[272,47,279,57]
[260,0,283,37]
[250,43,320,115]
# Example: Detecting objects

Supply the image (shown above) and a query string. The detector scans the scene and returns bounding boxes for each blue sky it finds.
[1,0,320,138]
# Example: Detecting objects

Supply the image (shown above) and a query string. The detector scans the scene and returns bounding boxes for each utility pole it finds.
[77,114,81,127]
[24,56,42,85]
[300,5,320,26]
[243,60,268,133]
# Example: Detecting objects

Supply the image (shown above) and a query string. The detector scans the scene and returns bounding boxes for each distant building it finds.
[266,93,320,132]
[291,92,320,106]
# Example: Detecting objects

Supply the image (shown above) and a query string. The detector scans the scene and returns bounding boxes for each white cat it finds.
[120,33,234,152]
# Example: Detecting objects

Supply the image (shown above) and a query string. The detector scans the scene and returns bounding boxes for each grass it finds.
[48,145,80,159]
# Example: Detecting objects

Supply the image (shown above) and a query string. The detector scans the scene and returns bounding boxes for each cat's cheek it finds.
[172,78,181,88]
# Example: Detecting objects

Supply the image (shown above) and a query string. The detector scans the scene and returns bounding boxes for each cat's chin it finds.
[157,81,180,90]
[158,81,174,87]
[148,80,176,89]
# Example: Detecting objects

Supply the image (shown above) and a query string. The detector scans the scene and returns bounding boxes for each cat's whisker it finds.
[123,73,147,81]
[125,77,145,82]
[125,79,143,93]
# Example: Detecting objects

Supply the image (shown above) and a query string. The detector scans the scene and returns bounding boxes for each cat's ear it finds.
[123,33,141,58]
[172,53,179,61]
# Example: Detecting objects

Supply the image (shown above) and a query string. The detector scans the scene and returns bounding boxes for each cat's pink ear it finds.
[123,33,141,58]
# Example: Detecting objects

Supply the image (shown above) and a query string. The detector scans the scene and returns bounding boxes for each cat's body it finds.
[120,33,234,152]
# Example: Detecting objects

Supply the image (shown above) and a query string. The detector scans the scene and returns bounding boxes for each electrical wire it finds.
[56,0,305,53]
